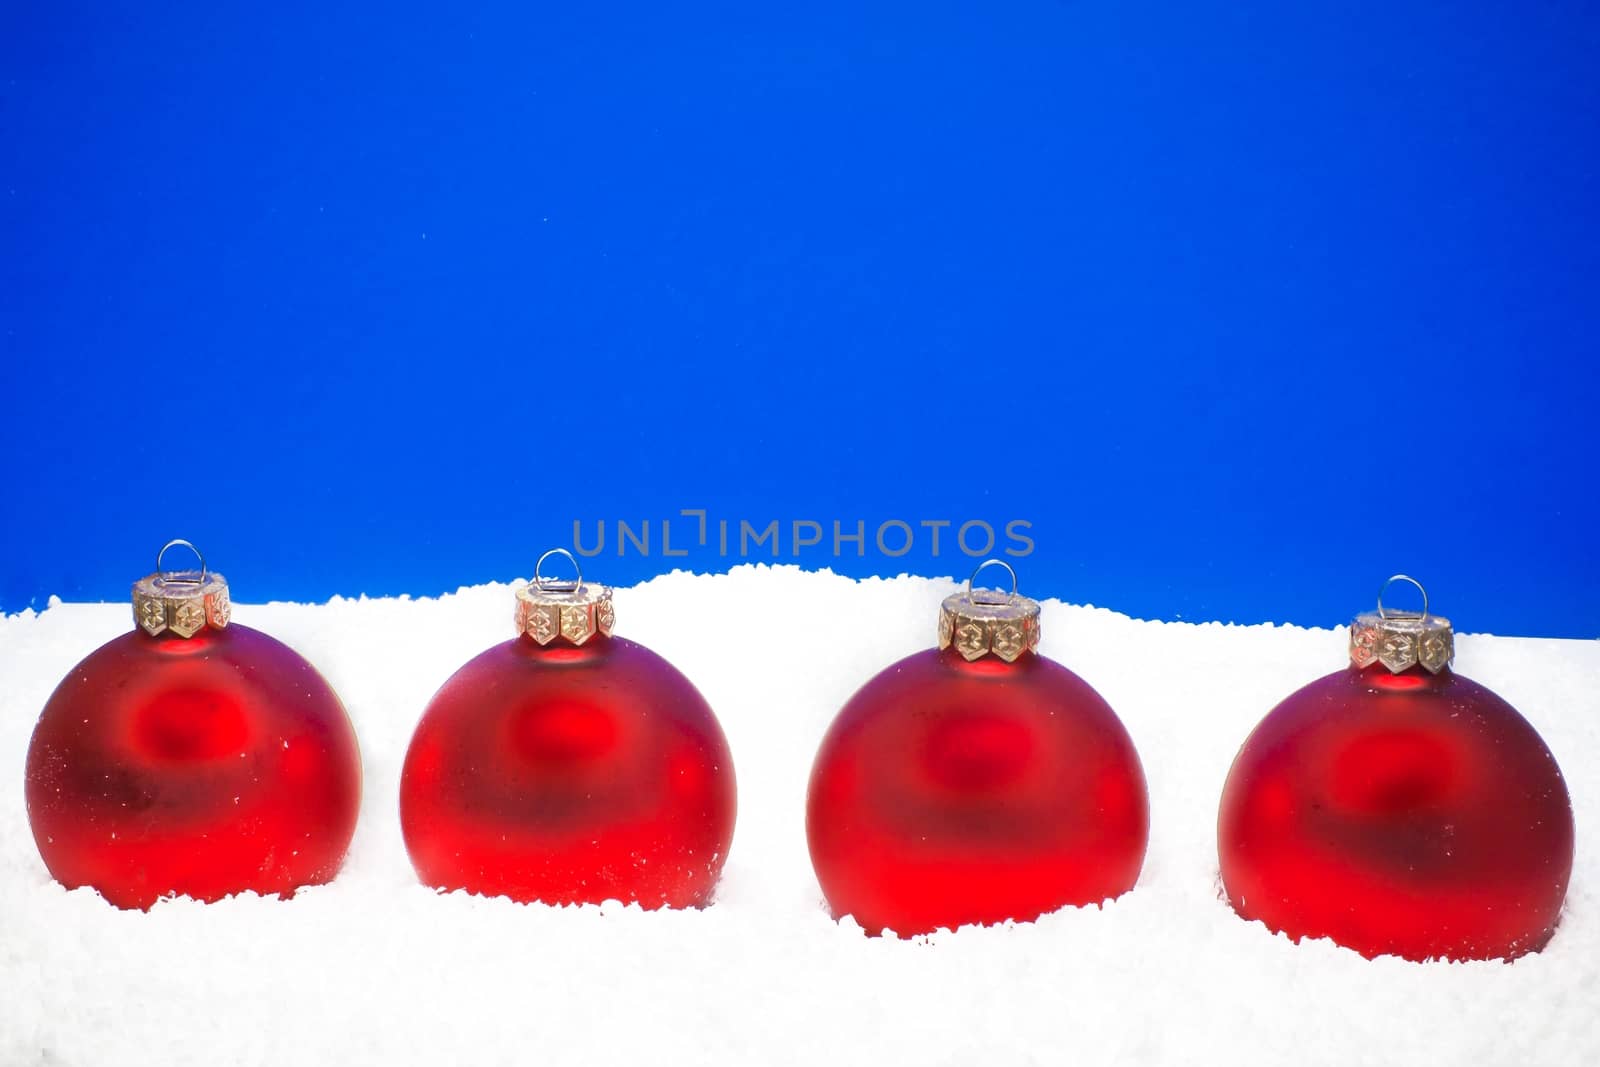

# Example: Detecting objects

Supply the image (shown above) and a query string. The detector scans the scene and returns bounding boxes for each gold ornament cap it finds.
[1349,574,1454,674]
[937,559,1042,663]
[132,539,232,638]
[514,548,616,646]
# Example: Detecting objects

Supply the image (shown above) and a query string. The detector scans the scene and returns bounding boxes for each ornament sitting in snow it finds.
[806,561,1150,935]
[400,550,737,908]
[1217,576,1575,961]
[25,540,363,909]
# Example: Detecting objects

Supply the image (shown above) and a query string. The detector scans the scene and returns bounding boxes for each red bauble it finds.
[26,621,363,910]
[807,574,1148,935]
[1218,589,1575,961]
[399,565,736,908]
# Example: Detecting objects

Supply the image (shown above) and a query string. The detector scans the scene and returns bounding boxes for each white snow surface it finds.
[1,566,1596,1067]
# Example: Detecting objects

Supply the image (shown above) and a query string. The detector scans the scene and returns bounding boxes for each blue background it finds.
[3,2,1597,637]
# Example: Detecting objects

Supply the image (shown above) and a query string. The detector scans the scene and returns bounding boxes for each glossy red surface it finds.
[806,647,1149,935]
[25,625,363,909]
[1218,664,1575,961]
[399,634,736,908]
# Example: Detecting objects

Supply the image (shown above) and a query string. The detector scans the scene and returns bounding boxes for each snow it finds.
[2,566,1596,1066]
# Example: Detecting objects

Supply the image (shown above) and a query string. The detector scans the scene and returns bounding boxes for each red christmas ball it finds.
[1218,585,1575,961]
[26,560,362,911]
[399,562,736,908]
[807,572,1148,935]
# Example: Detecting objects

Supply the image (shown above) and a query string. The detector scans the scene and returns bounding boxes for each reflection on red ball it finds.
[399,635,736,908]
[25,625,363,910]
[1218,664,1575,961]
[807,647,1149,935]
